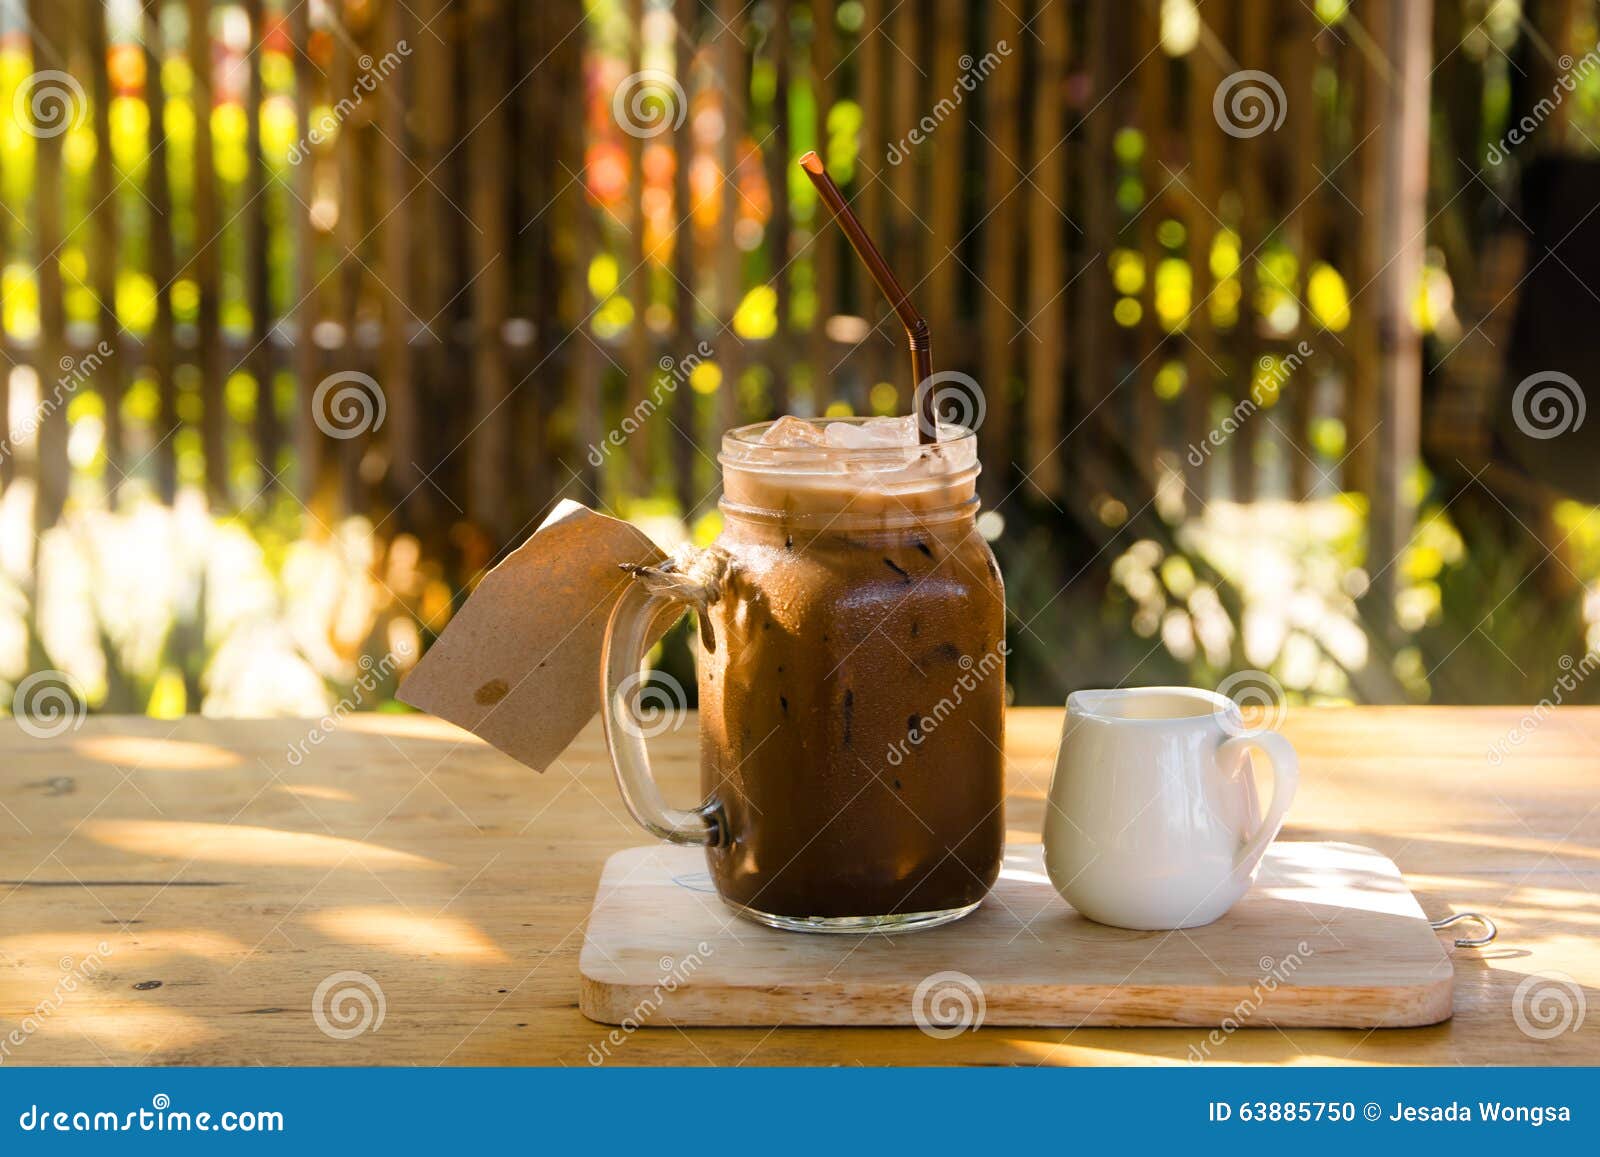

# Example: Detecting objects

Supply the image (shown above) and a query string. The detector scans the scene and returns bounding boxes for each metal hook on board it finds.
[1431,911,1498,948]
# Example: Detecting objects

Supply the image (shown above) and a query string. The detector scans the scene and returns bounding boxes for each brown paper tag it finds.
[398,499,666,772]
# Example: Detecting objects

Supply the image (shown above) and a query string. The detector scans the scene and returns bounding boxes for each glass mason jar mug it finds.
[600,418,1006,932]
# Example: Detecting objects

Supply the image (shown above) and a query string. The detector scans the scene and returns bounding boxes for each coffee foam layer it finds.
[722,417,978,517]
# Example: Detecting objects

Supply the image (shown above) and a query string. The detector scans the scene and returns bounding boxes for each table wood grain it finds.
[2,708,1597,1066]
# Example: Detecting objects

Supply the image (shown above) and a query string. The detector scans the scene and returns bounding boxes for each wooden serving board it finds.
[579,842,1454,1028]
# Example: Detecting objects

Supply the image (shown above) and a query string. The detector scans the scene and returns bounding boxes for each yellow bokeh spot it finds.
[1210,229,1241,280]
[1252,357,1285,407]
[1310,416,1346,459]
[824,400,854,417]
[67,387,104,422]
[3,262,40,339]
[592,296,633,339]
[212,103,249,182]
[117,271,158,334]
[1160,554,1197,598]
[262,52,294,94]
[164,97,195,145]
[733,284,777,339]
[1411,264,1453,336]
[1154,361,1186,400]
[1113,127,1144,164]
[1258,247,1299,293]
[1209,278,1240,328]
[869,382,900,414]
[225,372,256,422]
[691,509,723,546]
[64,122,96,173]
[162,56,193,98]
[1154,257,1191,330]
[172,278,199,323]
[123,377,160,424]
[1113,297,1142,327]
[110,96,149,169]
[689,361,722,395]
[261,96,297,162]
[1109,249,1144,295]
[588,253,619,299]
[147,668,187,719]
[1306,263,1351,332]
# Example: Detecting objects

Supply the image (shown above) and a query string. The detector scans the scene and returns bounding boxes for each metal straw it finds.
[798,151,936,443]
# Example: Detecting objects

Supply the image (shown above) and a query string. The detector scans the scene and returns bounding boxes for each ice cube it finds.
[821,415,917,449]
[759,415,829,446]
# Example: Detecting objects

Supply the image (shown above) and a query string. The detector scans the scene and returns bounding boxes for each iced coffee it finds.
[600,415,1006,932]
[697,415,1006,931]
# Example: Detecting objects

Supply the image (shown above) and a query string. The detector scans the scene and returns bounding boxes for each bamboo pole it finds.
[30,0,70,533]
[625,0,652,495]
[1228,0,1265,504]
[715,0,745,430]
[1075,0,1114,502]
[87,0,124,506]
[764,1,791,419]
[378,0,418,527]
[671,0,699,509]
[809,0,838,410]
[1134,0,1167,489]
[1370,0,1432,621]
[186,0,227,509]
[979,2,1023,495]
[1286,0,1320,499]
[466,0,513,539]
[288,0,324,519]
[1025,0,1068,500]
[145,1,179,505]
[1184,22,1222,507]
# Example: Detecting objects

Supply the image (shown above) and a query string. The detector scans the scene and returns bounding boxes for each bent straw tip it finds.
[797,151,825,175]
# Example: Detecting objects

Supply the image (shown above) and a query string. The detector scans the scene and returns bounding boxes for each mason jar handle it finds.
[599,580,720,846]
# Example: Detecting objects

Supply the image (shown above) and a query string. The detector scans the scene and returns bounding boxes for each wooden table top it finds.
[3,707,1597,1066]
